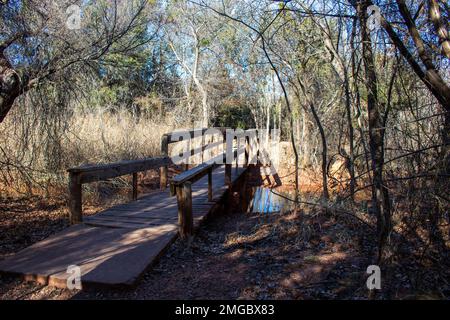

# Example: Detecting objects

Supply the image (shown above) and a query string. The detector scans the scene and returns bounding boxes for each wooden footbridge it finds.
[0,128,255,288]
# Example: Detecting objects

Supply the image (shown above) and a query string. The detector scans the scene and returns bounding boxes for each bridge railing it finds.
[170,158,223,238]
[169,145,248,239]
[159,127,229,190]
[67,127,254,229]
[67,157,171,224]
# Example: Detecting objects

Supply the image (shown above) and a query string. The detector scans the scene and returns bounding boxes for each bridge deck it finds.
[0,166,246,288]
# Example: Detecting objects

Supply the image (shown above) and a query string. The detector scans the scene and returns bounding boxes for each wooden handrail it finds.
[170,162,227,239]
[67,128,254,233]
[67,156,171,224]
[171,162,216,187]
[170,147,242,239]
[159,127,229,190]
[68,157,171,182]
[162,127,229,144]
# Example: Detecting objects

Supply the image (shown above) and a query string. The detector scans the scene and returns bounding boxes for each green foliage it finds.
[199,38,211,48]
[213,105,255,129]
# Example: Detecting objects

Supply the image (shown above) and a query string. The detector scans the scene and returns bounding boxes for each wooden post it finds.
[132,172,138,201]
[160,134,169,190]
[247,186,256,213]
[201,133,205,164]
[208,167,213,202]
[224,130,232,212]
[225,163,232,186]
[185,132,195,171]
[256,132,260,166]
[245,135,250,167]
[240,169,249,212]
[176,182,193,239]
[225,163,232,213]
[69,172,82,224]
[235,136,239,172]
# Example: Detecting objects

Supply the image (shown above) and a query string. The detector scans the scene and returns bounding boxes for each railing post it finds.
[184,133,192,172]
[176,182,193,239]
[235,135,239,172]
[160,134,169,190]
[223,128,233,211]
[201,133,205,164]
[225,163,232,213]
[240,169,249,212]
[208,167,213,202]
[225,164,232,186]
[245,135,250,167]
[68,172,82,224]
[132,172,138,201]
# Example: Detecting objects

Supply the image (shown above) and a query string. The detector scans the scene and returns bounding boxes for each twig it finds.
[269,189,376,230]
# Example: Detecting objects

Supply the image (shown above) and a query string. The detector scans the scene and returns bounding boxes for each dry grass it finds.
[0,110,175,197]
[66,110,174,164]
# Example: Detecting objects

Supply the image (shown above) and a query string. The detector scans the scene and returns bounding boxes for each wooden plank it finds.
[106,194,176,211]
[170,152,232,186]
[99,211,179,220]
[85,219,176,229]
[171,162,215,185]
[164,127,228,144]
[99,203,211,220]
[84,215,174,225]
[0,224,179,288]
[68,157,171,184]
[103,205,177,214]
[104,194,213,211]
[0,163,250,288]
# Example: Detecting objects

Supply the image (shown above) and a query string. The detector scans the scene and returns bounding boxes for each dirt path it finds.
[0,202,377,300]
[1,180,448,299]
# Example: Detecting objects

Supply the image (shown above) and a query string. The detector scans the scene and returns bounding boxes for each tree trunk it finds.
[192,45,209,127]
[200,86,209,127]
[357,1,392,262]
[323,33,356,200]
[266,101,270,143]
[392,0,450,109]
[301,111,308,167]
[309,101,329,200]
[428,0,450,59]
[344,73,356,200]
[0,50,21,123]
[350,17,372,180]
